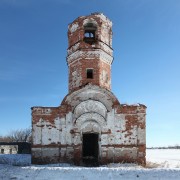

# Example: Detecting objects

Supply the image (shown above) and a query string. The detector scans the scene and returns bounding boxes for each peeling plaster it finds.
[69,23,79,33]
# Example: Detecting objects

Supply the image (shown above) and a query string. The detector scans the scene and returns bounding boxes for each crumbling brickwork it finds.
[32,13,146,166]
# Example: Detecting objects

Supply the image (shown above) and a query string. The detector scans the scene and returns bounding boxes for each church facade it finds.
[31,13,146,166]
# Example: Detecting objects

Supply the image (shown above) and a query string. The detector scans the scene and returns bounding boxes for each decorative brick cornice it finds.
[67,49,113,65]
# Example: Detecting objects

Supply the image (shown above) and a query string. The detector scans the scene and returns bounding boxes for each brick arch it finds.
[83,18,98,26]
[73,100,107,119]
[61,84,120,112]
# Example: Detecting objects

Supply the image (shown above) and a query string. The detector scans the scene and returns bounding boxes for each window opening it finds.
[84,22,97,44]
[87,69,93,79]
[84,32,94,38]
[1,149,4,154]
[9,149,12,154]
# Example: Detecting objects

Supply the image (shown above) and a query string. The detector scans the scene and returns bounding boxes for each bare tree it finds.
[0,135,11,142]
[6,128,32,143]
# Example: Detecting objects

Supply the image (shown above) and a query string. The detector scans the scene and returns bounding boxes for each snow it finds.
[0,149,180,180]
[0,154,31,166]
[0,164,180,180]
[146,149,180,168]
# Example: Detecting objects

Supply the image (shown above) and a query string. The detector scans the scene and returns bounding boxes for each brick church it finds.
[31,13,146,166]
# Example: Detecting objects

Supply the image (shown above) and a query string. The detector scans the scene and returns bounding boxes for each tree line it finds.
[147,145,180,149]
[0,128,31,143]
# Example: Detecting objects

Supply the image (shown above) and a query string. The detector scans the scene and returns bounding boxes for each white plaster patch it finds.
[54,117,61,130]
[73,134,81,145]
[65,133,72,145]
[41,122,60,145]
[33,123,41,145]
[101,25,112,45]
[101,134,108,145]
[65,112,73,145]
[66,112,72,125]
[137,127,146,144]
[60,118,66,125]
[81,120,101,133]
[71,69,82,90]
[61,125,66,145]
[114,114,125,128]
[94,13,112,26]
[108,135,115,145]
[69,23,79,33]
[100,70,110,87]
[120,118,126,131]
[33,117,65,146]
[106,110,115,130]
[138,113,146,123]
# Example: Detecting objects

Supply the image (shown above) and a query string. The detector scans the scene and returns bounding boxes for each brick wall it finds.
[32,85,146,165]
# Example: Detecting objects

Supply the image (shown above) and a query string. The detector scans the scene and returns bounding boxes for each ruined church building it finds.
[31,13,146,166]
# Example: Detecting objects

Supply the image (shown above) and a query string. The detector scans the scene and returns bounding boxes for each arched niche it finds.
[73,100,107,119]
[75,112,106,129]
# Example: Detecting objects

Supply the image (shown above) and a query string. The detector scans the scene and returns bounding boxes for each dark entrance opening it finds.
[82,133,99,166]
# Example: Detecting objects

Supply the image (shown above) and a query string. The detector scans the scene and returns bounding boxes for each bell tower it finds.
[67,13,113,92]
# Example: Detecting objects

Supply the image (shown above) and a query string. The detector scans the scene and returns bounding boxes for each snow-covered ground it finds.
[0,149,180,180]
[146,149,180,168]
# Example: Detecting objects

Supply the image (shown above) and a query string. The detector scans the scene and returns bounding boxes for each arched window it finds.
[84,22,97,43]
[84,32,94,38]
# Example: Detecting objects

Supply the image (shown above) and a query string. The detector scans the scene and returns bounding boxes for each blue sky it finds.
[0,0,180,147]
